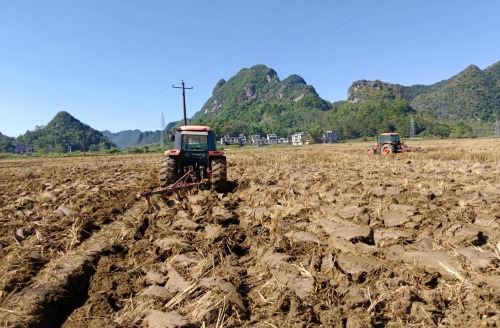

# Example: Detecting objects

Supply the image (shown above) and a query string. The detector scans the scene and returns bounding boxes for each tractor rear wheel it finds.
[381,144,395,155]
[160,156,178,188]
[211,157,227,193]
[365,147,375,155]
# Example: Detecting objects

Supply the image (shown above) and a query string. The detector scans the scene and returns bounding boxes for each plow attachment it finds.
[138,168,206,210]
[399,144,423,152]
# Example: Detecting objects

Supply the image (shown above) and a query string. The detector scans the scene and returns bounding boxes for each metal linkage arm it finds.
[138,169,206,209]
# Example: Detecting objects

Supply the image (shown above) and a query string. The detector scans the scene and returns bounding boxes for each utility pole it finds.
[172,80,193,126]
[410,116,415,139]
[161,112,165,149]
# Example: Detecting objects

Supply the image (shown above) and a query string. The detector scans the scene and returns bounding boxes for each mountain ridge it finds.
[12,111,114,152]
[190,64,331,138]
[101,118,179,148]
[5,60,500,149]
[190,62,496,139]
[402,61,500,121]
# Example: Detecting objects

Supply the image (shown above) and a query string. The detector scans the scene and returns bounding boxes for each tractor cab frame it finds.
[378,133,400,145]
[161,125,227,192]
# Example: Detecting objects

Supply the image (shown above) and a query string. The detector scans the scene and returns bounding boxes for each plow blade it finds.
[138,170,207,209]
[400,145,422,152]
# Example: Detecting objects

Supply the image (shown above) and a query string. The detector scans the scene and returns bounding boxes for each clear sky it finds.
[1,0,499,137]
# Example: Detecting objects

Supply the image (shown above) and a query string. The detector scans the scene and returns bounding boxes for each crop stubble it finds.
[1,139,500,327]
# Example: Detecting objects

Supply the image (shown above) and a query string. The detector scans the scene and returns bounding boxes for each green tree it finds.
[0,134,15,152]
[56,145,65,154]
[307,125,323,143]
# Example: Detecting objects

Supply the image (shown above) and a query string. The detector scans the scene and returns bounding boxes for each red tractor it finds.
[161,125,227,192]
[139,83,228,208]
[366,133,421,155]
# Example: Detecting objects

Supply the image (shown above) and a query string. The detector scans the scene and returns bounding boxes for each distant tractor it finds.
[366,133,421,155]
[161,125,227,192]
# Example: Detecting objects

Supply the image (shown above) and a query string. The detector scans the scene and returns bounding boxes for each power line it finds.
[111,0,400,124]
[111,87,175,119]
[182,0,348,81]
[161,112,165,149]
[111,0,351,119]
[179,0,400,84]
[133,17,360,118]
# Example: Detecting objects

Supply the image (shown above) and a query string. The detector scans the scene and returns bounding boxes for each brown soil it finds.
[1,140,500,327]
[0,155,156,299]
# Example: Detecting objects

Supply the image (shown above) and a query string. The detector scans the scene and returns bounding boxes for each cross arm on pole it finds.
[172,80,193,126]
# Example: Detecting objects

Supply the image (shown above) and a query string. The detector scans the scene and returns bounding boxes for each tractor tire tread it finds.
[365,147,375,155]
[382,144,396,155]
[160,156,178,188]
[211,157,227,193]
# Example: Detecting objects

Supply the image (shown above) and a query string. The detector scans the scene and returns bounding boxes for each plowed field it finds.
[1,139,500,327]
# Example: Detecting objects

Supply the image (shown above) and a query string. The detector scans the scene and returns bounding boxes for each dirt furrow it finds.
[1,142,500,327]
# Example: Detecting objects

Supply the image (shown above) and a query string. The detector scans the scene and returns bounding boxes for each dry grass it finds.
[115,296,154,327]
[3,139,500,327]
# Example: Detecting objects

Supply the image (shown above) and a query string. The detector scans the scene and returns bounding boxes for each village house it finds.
[250,135,261,144]
[266,134,278,144]
[220,134,246,145]
[292,132,307,145]
[251,134,289,146]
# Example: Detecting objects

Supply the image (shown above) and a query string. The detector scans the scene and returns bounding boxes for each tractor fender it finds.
[164,150,224,156]
[209,151,225,156]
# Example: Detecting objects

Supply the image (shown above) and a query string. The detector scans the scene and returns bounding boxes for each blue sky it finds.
[1,0,499,137]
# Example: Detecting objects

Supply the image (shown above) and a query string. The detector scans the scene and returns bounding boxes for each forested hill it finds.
[102,130,143,148]
[327,80,461,139]
[191,64,331,137]
[402,61,500,122]
[102,129,163,148]
[189,64,476,139]
[7,61,497,150]
[13,111,114,152]
[102,120,178,148]
[0,132,15,152]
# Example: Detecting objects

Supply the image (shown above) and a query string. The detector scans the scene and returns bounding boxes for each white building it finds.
[251,135,261,144]
[266,134,278,144]
[251,134,289,146]
[220,134,246,145]
[258,139,270,147]
[238,134,247,144]
[292,132,307,146]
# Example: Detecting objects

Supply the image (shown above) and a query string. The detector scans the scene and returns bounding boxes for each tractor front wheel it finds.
[365,147,375,155]
[211,157,227,193]
[160,156,178,188]
[381,144,395,155]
